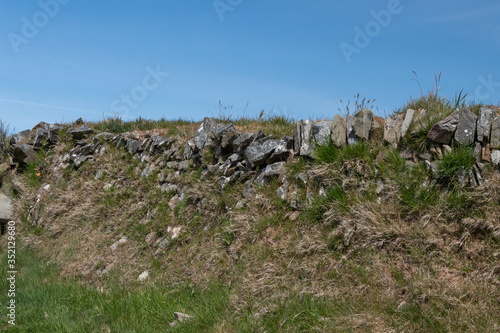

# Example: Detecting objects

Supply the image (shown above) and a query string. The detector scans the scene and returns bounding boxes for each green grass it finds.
[437,145,476,187]
[1,249,231,332]
[314,140,376,166]
[92,117,195,135]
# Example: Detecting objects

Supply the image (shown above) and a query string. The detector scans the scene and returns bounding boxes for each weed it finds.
[0,119,11,161]
[437,145,475,187]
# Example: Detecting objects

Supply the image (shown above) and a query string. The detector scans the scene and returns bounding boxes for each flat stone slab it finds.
[0,193,13,222]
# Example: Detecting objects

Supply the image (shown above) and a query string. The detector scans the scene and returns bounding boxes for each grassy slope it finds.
[1,99,500,332]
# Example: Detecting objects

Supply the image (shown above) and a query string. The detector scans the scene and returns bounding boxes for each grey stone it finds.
[0,193,13,224]
[150,136,175,154]
[68,126,93,140]
[491,116,500,149]
[330,115,346,147]
[454,108,477,146]
[297,172,309,185]
[178,160,191,172]
[174,312,194,323]
[474,142,482,161]
[254,162,285,186]
[232,131,264,153]
[312,120,332,145]
[352,109,374,141]
[477,106,496,143]
[214,124,239,158]
[92,132,116,143]
[71,154,92,168]
[141,164,154,178]
[290,189,299,209]
[428,109,460,144]
[266,136,293,165]
[346,115,356,145]
[401,109,415,138]
[10,144,37,165]
[183,140,196,160]
[491,150,500,166]
[245,138,284,169]
[293,120,313,156]
[33,128,49,147]
[9,129,31,145]
[383,113,404,146]
[242,180,256,198]
[125,139,140,155]
[194,118,223,150]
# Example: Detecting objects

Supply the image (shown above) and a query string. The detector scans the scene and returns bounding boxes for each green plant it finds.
[437,145,475,187]
[336,93,376,116]
[400,73,468,152]
[0,119,11,161]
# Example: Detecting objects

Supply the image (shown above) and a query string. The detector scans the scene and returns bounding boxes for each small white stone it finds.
[137,270,149,282]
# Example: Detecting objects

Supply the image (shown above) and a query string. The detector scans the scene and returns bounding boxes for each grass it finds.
[4,98,500,332]
[0,119,10,161]
[0,249,231,332]
[437,144,476,187]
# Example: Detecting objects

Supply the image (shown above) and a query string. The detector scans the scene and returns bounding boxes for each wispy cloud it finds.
[429,4,500,23]
[0,97,107,116]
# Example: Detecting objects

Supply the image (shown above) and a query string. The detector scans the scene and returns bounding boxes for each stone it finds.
[492,150,500,166]
[10,144,37,165]
[9,129,31,145]
[266,136,293,165]
[477,106,496,143]
[482,145,491,162]
[103,183,114,192]
[290,189,299,209]
[33,128,49,147]
[297,172,309,185]
[213,124,238,158]
[0,193,13,225]
[383,114,404,146]
[312,120,332,145]
[242,181,256,198]
[184,140,196,160]
[125,139,140,155]
[427,109,460,144]
[409,109,427,134]
[245,138,286,169]
[48,124,61,144]
[352,109,373,140]
[174,312,194,323]
[491,116,500,149]
[293,120,313,156]
[92,132,116,143]
[232,131,265,153]
[194,118,223,150]
[346,115,356,145]
[454,108,477,146]
[330,115,346,147]
[442,145,452,155]
[110,237,128,251]
[372,116,385,141]
[137,271,149,282]
[150,136,175,154]
[68,126,93,140]
[254,162,285,185]
[401,109,415,138]
[141,164,154,178]
[473,142,482,161]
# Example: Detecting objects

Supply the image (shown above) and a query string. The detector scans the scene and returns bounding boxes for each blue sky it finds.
[1,0,499,132]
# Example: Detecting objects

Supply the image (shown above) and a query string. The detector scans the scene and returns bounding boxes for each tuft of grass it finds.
[399,73,468,152]
[0,119,11,161]
[437,145,476,187]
